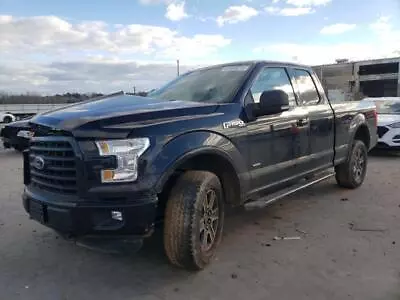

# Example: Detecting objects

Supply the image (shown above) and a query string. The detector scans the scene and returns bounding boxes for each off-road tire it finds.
[163,171,224,270]
[335,140,368,189]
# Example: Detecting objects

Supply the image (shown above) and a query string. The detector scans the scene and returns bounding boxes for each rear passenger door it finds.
[290,68,335,174]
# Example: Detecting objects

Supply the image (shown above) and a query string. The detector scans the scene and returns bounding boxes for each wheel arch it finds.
[156,147,243,208]
[347,113,371,150]
[353,124,371,149]
[2,113,15,123]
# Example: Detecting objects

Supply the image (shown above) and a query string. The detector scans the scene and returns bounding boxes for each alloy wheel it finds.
[353,147,365,182]
[199,189,219,252]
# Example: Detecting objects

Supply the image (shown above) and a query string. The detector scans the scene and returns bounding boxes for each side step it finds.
[244,170,335,210]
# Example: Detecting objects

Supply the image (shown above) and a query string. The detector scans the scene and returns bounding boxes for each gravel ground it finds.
[0,146,399,300]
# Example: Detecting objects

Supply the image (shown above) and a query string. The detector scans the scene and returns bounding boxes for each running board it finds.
[244,170,335,210]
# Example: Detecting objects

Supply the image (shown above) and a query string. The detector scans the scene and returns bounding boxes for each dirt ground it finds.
[0,146,399,300]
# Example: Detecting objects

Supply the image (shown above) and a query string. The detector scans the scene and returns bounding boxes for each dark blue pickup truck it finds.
[22,61,377,270]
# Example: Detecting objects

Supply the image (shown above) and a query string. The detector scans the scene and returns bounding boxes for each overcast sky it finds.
[1,0,399,94]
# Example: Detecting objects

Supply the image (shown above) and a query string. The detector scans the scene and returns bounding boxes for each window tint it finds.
[293,69,320,105]
[250,67,296,106]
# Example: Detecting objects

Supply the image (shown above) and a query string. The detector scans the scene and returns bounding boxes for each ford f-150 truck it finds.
[22,61,377,270]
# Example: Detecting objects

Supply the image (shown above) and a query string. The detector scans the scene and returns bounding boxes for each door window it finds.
[250,67,296,106]
[293,69,320,105]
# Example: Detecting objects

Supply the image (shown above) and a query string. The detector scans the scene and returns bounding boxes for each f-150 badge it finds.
[222,120,246,129]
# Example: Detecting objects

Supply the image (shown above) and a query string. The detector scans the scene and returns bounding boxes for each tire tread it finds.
[335,140,367,189]
[164,171,223,270]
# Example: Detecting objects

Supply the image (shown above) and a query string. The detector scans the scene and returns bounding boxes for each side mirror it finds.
[257,90,290,116]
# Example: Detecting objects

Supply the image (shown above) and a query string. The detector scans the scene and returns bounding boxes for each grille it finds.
[377,126,389,138]
[29,140,77,194]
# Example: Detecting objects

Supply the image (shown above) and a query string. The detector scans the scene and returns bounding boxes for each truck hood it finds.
[377,114,400,126]
[31,94,220,137]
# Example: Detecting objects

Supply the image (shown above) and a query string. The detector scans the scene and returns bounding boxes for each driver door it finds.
[245,66,310,194]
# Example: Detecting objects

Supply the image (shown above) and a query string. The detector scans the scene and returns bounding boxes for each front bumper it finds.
[23,186,158,237]
[375,142,400,151]
[377,126,400,148]
[2,137,11,148]
[22,135,161,238]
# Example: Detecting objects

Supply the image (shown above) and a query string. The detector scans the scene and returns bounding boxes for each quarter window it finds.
[293,69,320,105]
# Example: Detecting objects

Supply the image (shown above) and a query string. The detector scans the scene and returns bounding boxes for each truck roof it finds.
[196,60,310,71]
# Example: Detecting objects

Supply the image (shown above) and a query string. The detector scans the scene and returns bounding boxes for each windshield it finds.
[375,100,400,114]
[148,64,252,103]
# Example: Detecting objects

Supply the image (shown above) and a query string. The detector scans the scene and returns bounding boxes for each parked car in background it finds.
[363,97,400,151]
[1,119,32,151]
[0,112,16,123]
[0,93,123,151]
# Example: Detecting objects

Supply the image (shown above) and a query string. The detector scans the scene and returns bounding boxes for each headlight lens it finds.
[388,122,400,128]
[95,138,150,183]
[17,130,34,139]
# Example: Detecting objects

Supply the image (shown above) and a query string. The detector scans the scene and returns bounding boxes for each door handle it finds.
[297,118,309,127]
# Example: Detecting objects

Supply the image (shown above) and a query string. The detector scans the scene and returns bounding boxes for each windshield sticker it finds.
[221,66,249,72]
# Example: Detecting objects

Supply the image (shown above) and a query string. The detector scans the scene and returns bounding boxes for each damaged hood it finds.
[30,94,221,138]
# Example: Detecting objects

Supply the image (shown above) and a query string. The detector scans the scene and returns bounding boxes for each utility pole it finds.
[177,59,180,77]
[133,86,136,95]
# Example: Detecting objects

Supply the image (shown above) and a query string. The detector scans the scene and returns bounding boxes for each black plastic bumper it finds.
[23,187,158,237]
[2,137,11,148]
[375,142,400,151]
[1,136,29,150]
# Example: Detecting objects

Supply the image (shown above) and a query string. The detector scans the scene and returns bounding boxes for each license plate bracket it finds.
[30,201,46,224]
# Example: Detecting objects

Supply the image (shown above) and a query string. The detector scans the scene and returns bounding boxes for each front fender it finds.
[148,131,249,194]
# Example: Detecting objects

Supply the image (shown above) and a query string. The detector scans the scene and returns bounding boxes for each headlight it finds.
[17,130,34,139]
[388,122,400,128]
[95,138,150,183]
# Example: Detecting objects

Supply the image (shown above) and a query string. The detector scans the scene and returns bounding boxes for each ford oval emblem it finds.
[33,156,45,170]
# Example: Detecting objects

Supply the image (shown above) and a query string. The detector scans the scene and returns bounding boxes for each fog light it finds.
[111,211,123,221]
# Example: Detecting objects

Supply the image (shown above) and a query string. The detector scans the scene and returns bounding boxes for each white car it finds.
[0,112,16,123]
[364,97,400,150]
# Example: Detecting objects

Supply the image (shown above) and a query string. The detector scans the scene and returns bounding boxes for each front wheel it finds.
[335,140,368,189]
[3,116,12,123]
[163,171,224,270]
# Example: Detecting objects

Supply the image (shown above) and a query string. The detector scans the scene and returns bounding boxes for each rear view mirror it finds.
[257,90,290,116]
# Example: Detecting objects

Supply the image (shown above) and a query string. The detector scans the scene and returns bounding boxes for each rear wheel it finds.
[335,140,368,189]
[163,171,224,270]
